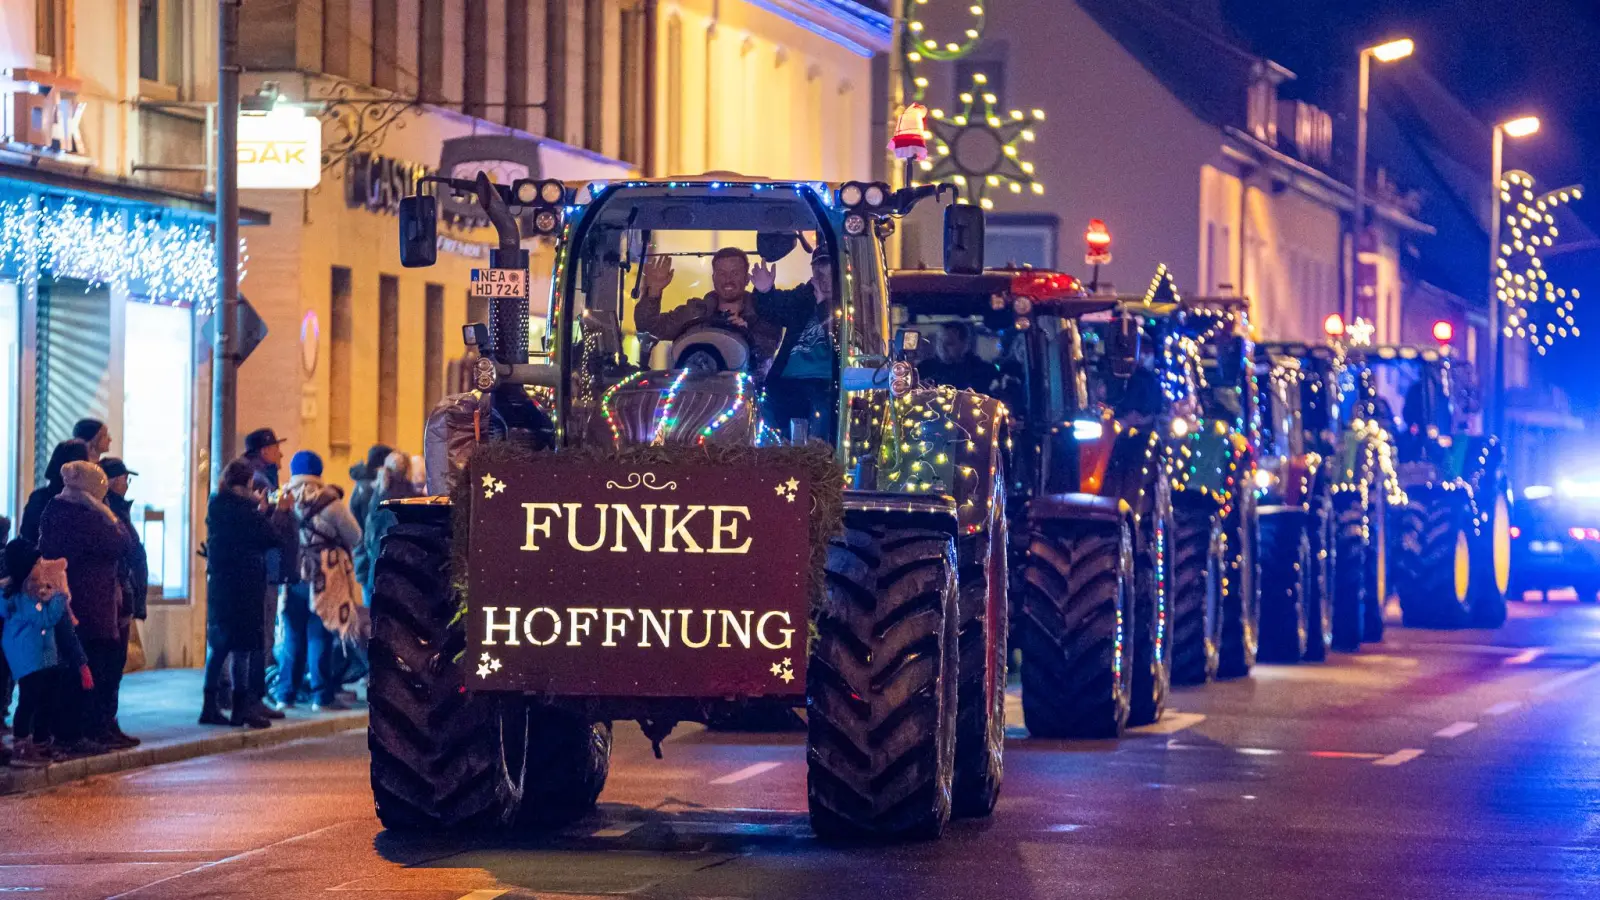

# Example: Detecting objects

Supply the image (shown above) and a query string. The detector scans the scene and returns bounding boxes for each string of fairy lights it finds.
[0,193,244,312]
[901,0,1045,209]
[1495,170,1584,356]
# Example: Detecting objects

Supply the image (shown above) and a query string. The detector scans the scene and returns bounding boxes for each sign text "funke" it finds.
[522,502,753,554]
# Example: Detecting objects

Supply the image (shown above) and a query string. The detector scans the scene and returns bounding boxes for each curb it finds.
[0,711,368,796]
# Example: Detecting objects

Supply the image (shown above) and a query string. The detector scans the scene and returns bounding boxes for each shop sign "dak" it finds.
[466,459,813,698]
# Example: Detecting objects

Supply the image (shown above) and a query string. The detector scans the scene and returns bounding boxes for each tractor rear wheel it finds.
[1018,517,1134,739]
[1396,486,1474,629]
[1216,498,1260,679]
[952,463,1008,818]
[1468,490,1511,628]
[1362,493,1389,643]
[1303,497,1333,661]
[509,706,613,829]
[1256,510,1308,663]
[1169,500,1221,686]
[1128,487,1172,726]
[808,521,959,841]
[368,519,521,831]
[1329,491,1367,652]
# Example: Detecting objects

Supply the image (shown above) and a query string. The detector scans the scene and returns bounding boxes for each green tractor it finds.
[369,171,1012,841]
[889,269,1171,738]
[1120,295,1261,682]
[1343,345,1510,629]
[1253,342,1400,659]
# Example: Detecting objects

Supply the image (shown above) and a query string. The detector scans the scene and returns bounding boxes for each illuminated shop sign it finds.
[238,108,322,190]
[344,151,436,216]
[2,68,89,160]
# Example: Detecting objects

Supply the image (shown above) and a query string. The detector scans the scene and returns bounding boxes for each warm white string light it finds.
[1495,170,1583,356]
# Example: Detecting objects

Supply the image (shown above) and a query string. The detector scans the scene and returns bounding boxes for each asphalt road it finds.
[5,599,1600,900]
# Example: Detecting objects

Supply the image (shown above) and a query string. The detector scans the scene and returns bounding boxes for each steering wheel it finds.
[669,316,753,374]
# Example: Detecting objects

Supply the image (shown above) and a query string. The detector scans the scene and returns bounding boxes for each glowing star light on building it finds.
[1495,170,1584,356]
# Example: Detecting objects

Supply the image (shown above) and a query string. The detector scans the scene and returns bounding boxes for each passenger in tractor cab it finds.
[918,322,1001,393]
[634,247,783,370]
[751,249,838,438]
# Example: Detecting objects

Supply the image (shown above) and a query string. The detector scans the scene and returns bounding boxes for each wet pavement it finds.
[4,598,1600,899]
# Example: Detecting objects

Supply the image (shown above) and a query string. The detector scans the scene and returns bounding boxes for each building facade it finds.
[0,0,249,669]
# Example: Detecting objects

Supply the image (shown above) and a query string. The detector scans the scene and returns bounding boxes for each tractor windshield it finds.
[1346,355,1453,435]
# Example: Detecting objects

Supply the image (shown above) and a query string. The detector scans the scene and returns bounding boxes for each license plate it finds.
[470,268,528,299]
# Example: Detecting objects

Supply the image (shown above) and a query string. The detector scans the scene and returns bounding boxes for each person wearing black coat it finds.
[347,443,393,530]
[202,459,295,728]
[19,440,88,546]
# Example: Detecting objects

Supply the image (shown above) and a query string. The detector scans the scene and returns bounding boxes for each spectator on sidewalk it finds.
[72,419,112,463]
[355,451,416,602]
[347,444,393,531]
[241,428,286,495]
[0,515,12,735]
[20,440,88,546]
[202,459,295,729]
[99,458,148,747]
[1,543,84,767]
[272,451,361,714]
[39,461,133,752]
[242,428,290,718]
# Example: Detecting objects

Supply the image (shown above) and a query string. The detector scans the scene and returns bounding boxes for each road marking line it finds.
[455,892,509,900]
[1434,721,1479,739]
[1530,661,1600,697]
[710,762,783,784]
[1309,751,1384,760]
[1131,712,1205,735]
[1235,747,1282,756]
[1484,700,1523,716]
[105,820,352,899]
[1374,748,1425,767]
[591,822,644,838]
[1505,648,1546,665]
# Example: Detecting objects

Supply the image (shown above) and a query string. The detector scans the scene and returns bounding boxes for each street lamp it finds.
[1487,114,1541,438]
[1346,37,1415,328]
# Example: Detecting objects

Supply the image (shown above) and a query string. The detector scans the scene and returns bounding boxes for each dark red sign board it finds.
[465,458,813,698]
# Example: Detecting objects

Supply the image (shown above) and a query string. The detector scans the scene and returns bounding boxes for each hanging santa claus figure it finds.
[888,103,930,161]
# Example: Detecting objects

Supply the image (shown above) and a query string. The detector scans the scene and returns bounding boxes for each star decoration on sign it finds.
[477,651,502,679]
[481,473,505,499]
[914,73,1044,211]
[776,477,800,503]
[772,657,795,683]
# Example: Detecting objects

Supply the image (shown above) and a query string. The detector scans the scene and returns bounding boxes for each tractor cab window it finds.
[1081,321,1161,421]
[556,187,839,443]
[1346,357,1450,435]
[1259,364,1303,459]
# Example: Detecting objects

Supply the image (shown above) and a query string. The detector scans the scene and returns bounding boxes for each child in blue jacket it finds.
[1,539,87,766]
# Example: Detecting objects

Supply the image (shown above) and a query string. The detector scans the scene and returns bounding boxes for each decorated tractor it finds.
[1115,281,1260,682]
[1342,345,1510,629]
[888,269,1170,739]
[368,171,1011,842]
[1253,342,1401,659]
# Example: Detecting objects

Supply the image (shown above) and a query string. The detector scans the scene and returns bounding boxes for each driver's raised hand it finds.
[750,261,777,293]
[642,255,675,296]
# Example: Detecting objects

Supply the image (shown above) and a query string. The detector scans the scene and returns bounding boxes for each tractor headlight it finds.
[863,182,888,207]
[1072,419,1105,441]
[533,209,561,234]
[839,182,865,207]
[843,212,868,236]
[1013,296,1034,316]
[512,179,539,205]
[538,179,566,204]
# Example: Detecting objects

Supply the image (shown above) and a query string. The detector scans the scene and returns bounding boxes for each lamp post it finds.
[1347,37,1414,327]
[1487,114,1541,438]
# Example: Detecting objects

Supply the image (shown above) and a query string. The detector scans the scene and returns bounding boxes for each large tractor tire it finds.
[952,463,1008,819]
[1256,509,1308,664]
[1018,517,1134,739]
[1468,488,1512,628]
[1303,496,1333,662]
[1216,497,1260,679]
[1395,486,1474,629]
[510,706,613,829]
[1362,492,1389,643]
[808,520,959,842]
[368,519,521,831]
[1169,499,1221,686]
[1329,491,1367,652]
[1128,483,1172,727]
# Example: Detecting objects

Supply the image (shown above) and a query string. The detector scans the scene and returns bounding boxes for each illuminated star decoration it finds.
[1495,170,1584,356]
[481,473,505,498]
[771,658,795,683]
[1144,264,1181,305]
[916,73,1044,210]
[476,652,502,679]
[775,477,799,502]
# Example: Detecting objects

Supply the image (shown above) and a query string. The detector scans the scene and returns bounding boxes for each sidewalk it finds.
[1,668,367,796]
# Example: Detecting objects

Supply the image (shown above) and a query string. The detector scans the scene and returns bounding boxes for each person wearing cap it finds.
[750,250,839,433]
[38,461,133,753]
[72,419,112,463]
[273,450,362,713]
[634,247,784,369]
[99,457,149,747]
[241,427,287,494]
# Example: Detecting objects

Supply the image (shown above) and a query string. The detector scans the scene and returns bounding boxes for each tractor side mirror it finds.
[462,322,489,349]
[399,195,438,268]
[943,204,985,275]
[1110,313,1140,379]
[894,328,920,361]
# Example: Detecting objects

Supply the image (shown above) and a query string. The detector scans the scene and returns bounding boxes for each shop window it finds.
[378,275,400,446]
[985,215,1058,269]
[330,267,353,453]
[418,0,446,104]
[425,283,444,417]
[322,0,351,78]
[36,0,67,72]
[139,0,186,93]
[371,0,398,90]
[123,300,192,599]
[35,279,112,480]
[0,282,18,521]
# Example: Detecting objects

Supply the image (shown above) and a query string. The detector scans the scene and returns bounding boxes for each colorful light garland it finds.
[0,194,243,312]
[1495,170,1584,356]
[698,372,752,445]
[649,369,692,446]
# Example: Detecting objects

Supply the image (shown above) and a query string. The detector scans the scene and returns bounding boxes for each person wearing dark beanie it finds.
[71,419,112,462]
[347,444,393,535]
[273,450,362,712]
